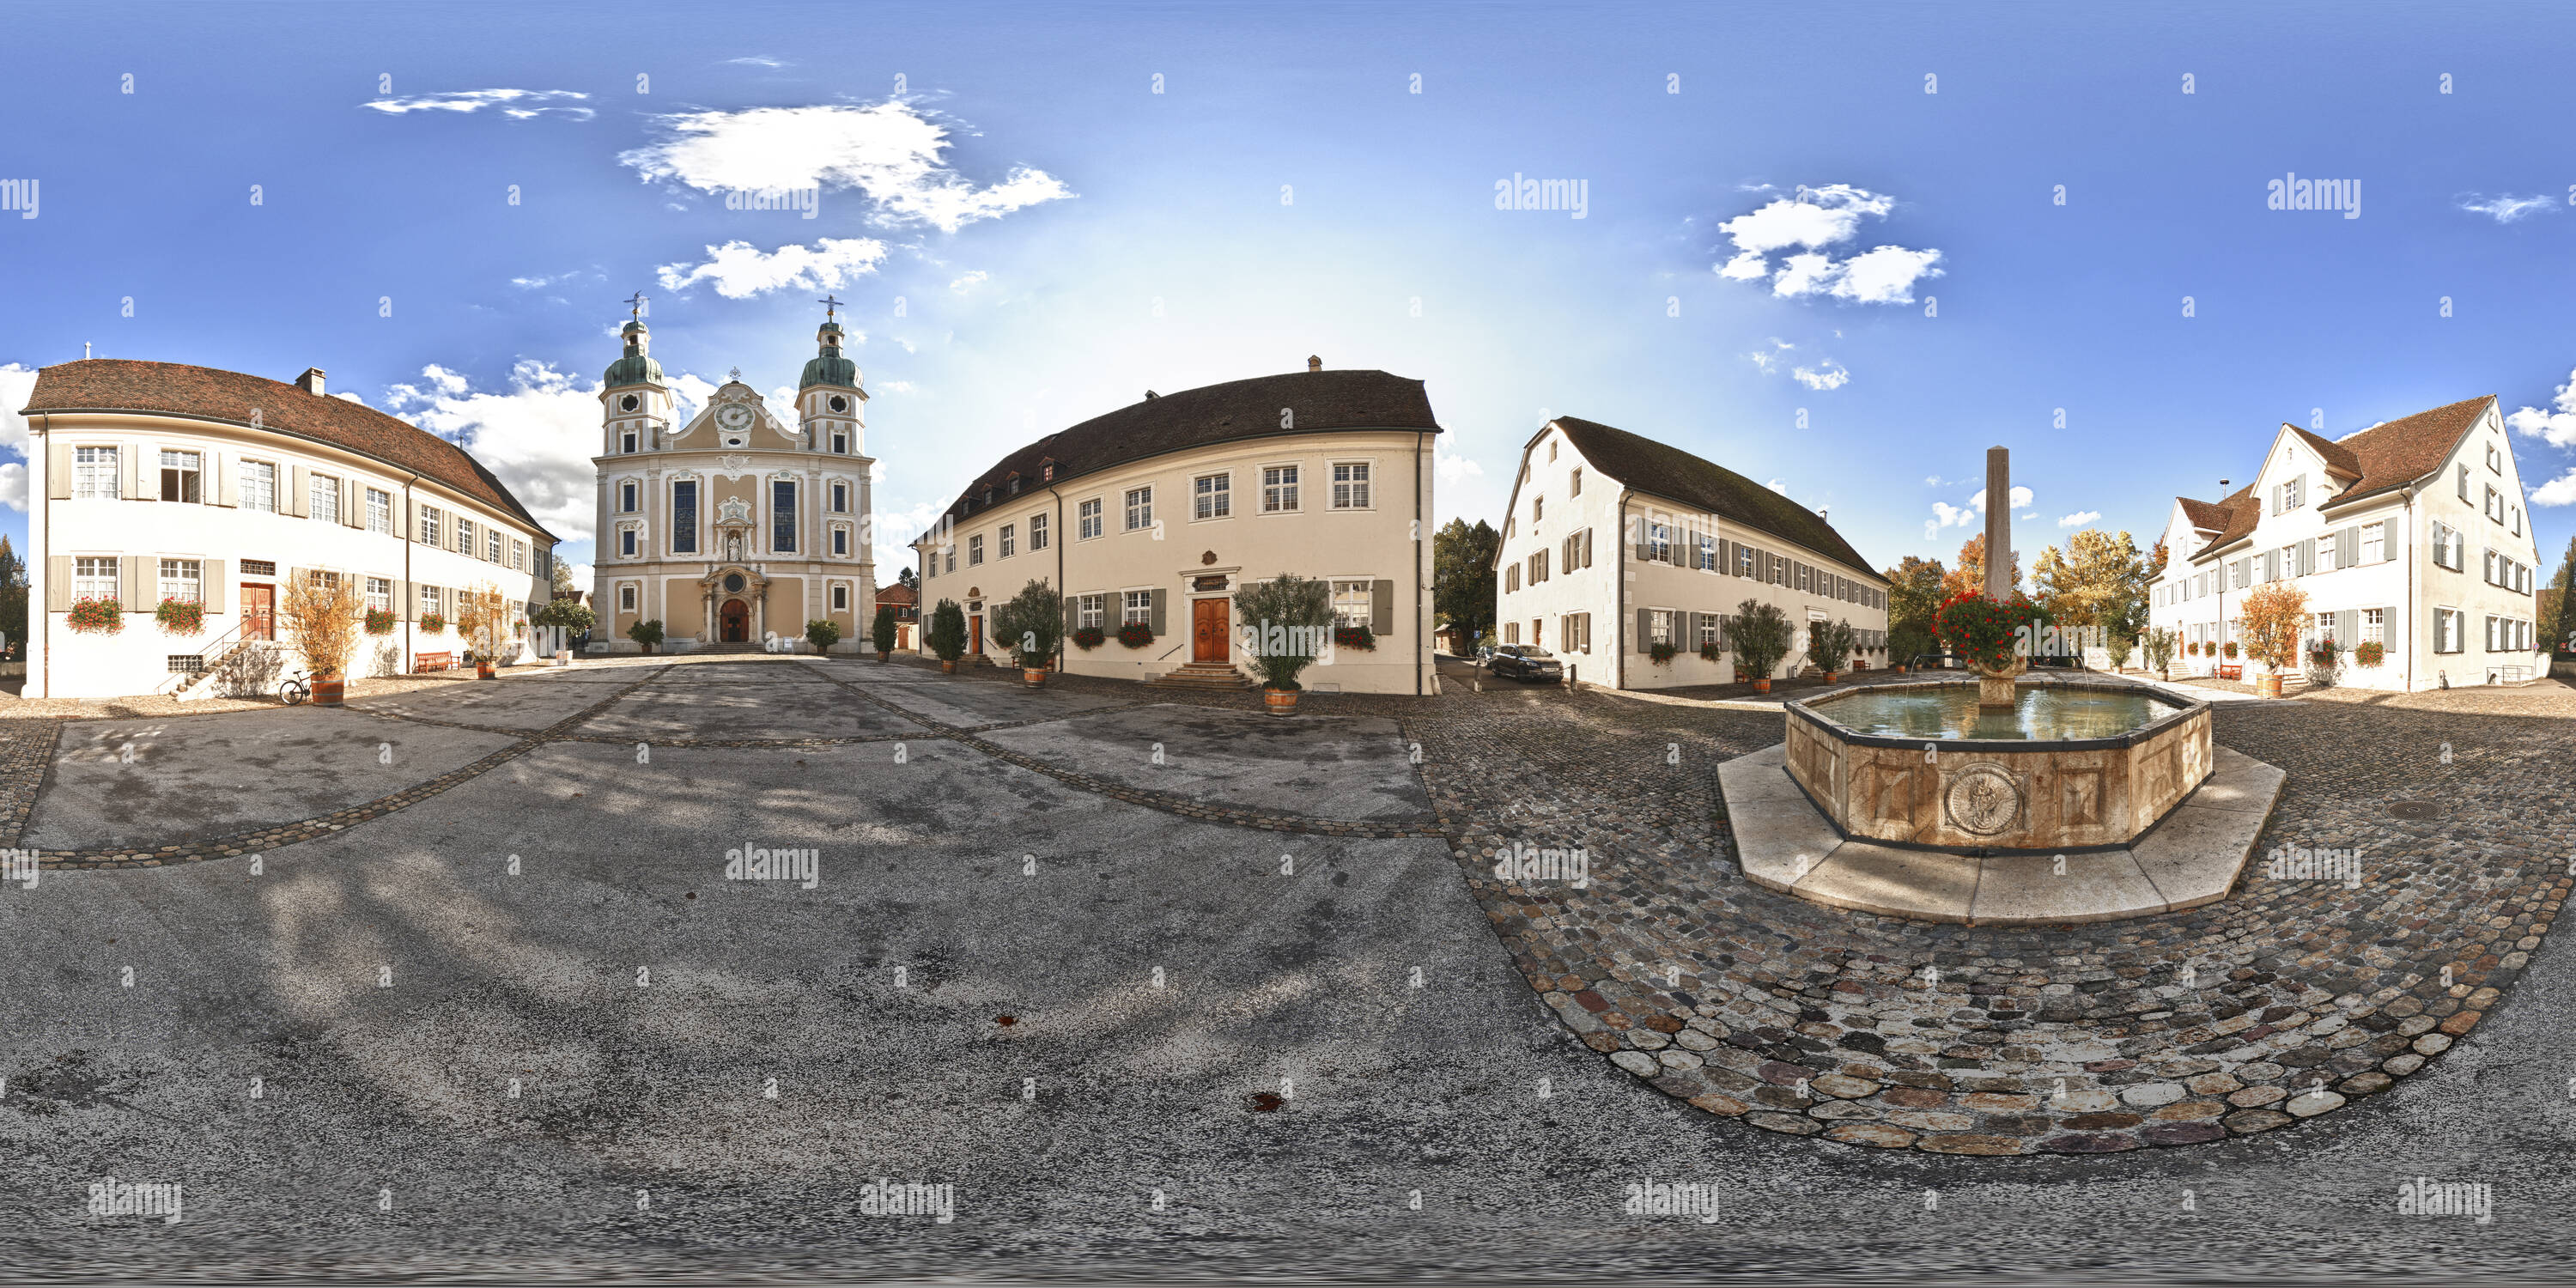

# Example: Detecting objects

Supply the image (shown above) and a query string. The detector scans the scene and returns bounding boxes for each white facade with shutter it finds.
[1492,417,1889,690]
[2150,397,2547,690]
[21,361,556,699]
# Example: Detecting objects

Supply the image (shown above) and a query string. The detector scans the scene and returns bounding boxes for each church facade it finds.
[592,304,876,652]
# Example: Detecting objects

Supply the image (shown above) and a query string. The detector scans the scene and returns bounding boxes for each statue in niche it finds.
[726,532,744,562]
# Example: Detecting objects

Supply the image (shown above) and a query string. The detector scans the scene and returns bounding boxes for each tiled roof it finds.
[1547,416,1884,580]
[21,359,553,539]
[919,368,1441,540]
[2176,497,2234,532]
[2188,395,2492,560]
[876,583,918,605]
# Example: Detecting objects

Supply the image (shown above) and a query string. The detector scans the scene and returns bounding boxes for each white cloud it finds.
[331,391,365,405]
[1744,338,1793,374]
[0,462,24,512]
[1930,501,1973,529]
[380,361,606,540]
[1929,484,2035,536]
[1791,361,1849,391]
[1969,486,2032,512]
[656,238,888,300]
[2459,193,2559,224]
[565,562,596,590]
[1713,184,1942,307]
[2533,469,2576,507]
[949,270,989,294]
[877,380,918,394]
[2507,367,2576,450]
[0,362,38,460]
[1766,478,1789,495]
[2058,510,2101,526]
[361,88,592,120]
[618,101,1073,233]
[725,56,787,68]
[1436,449,1485,485]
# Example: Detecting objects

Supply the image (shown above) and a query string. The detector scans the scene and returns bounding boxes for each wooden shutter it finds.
[2380,519,2398,560]
[216,453,236,507]
[1061,597,1076,635]
[1148,588,1166,635]
[2300,538,2315,575]
[46,439,70,500]
[396,579,411,621]
[289,465,308,517]
[46,556,70,611]
[203,561,226,614]
[343,478,363,527]
[1371,579,1394,635]
[2338,609,2357,647]
[2336,526,2356,566]
[122,555,147,605]
[1580,527,1593,569]
[132,449,153,502]
[1637,607,1651,650]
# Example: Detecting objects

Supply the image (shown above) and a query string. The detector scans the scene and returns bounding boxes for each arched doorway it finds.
[721,598,750,642]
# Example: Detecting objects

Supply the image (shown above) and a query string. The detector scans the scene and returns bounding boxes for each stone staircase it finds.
[1151,661,1256,690]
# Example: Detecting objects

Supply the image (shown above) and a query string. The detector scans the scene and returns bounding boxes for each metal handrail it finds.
[156,613,258,695]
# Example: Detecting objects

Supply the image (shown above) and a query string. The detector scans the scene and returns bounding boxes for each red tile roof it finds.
[875,583,918,606]
[21,359,554,539]
[2184,395,2492,560]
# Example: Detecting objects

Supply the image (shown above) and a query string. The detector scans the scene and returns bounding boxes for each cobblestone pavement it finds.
[931,658,2576,1154]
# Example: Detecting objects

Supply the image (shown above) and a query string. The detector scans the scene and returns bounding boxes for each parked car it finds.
[1487,645,1564,683]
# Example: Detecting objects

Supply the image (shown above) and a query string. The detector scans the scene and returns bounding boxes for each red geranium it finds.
[1932,589,2051,671]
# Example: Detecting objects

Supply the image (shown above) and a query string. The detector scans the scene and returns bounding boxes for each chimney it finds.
[1144,390,1158,399]
[1307,355,1321,373]
[295,368,326,398]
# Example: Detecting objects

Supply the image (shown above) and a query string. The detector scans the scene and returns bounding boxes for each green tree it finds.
[2547,532,2576,655]
[897,565,920,592]
[927,599,966,663]
[1731,598,1794,683]
[1234,573,1335,690]
[0,534,26,652]
[993,578,1064,667]
[2142,626,2177,679]
[1432,517,1501,650]
[1882,555,1947,635]
[550,556,578,598]
[872,605,898,655]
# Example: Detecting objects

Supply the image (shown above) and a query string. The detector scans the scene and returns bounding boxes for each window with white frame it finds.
[830,481,849,513]
[1649,609,1673,646]
[422,585,445,617]
[1528,550,1547,584]
[1030,512,1049,550]
[1077,593,1106,629]
[944,546,955,574]
[74,556,117,602]
[1698,612,1719,649]
[831,584,848,611]
[1262,465,1299,513]
[309,473,339,523]
[366,576,391,613]
[1503,621,1519,645]
[999,525,1016,558]
[2316,611,2336,645]
[1331,579,1373,628]
[621,429,638,454]
[617,586,635,612]
[2435,607,2462,653]
[619,483,638,513]
[2360,523,2383,563]
[159,450,201,502]
[1698,532,1716,571]
[2361,608,2384,645]
[831,429,849,454]
[365,486,393,536]
[487,529,502,562]
[1570,467,1582,496]
[1648,521,1671,563]
[619,528,636,557]
[74,447,118,500]
[512,540,526,572]
[421,506,441,546]
[1332,462,1370,509]
[832,526,849,556]
[1194,473,1230,519]
[2487,485,2504,523]
[1505,564,1519,592]
[2488,444,2503,473]
[1123,486,1152,532]
[1531,495,1543,524]
[156,558,201,605]
[459,517,477,556]
[968,534,984,566]
[1121,589,1151,625]
[1078,498,1103,540]
[239,459,276,513]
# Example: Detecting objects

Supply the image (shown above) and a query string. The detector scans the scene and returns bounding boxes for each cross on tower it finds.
[728,367,743,383]
[817,294,842,319]
[625,291,648,321]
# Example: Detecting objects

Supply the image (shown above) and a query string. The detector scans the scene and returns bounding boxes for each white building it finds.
[1491,416,1889,690]
[591,303,875,652]
[21,359,558,698]
[910,359,1440,694]
[2149,395,2549,690]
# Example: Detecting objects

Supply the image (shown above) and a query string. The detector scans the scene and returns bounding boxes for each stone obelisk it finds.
[1978,445,2020,708]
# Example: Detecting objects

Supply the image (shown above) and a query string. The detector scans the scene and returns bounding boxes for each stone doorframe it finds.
[696,565,770,643]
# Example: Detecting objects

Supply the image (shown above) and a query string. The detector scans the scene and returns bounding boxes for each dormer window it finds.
[1042,462,1055,483]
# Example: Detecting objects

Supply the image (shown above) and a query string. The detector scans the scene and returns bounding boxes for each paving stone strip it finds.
[29,667,672,871]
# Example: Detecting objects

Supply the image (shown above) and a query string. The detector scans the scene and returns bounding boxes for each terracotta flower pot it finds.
[311,674,345,708]
[1823,671,1839,683]
[877,651,890,663]
[554,649,570,666]
[477,660,496,680]
[1264,688,1299,717]
[1753,678,1771,693]
[940,659,958,674]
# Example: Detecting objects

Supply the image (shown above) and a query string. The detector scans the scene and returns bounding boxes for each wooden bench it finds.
[2216,663,2242,681]
[413,652,454,674]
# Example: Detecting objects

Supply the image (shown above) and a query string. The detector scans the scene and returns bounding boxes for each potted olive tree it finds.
[1730,599,1793,694]
[455,582,510,679]
[805,617,841,656]
[1234,573,1333,716]
[534,596,595,665]
[628,618,664,655]
[1807,617,1858,683]
[2142,625,2177,680]
[928,599,967,674]
[994,579,1064,687]
[872,605,897,661]
[277,572,361,707]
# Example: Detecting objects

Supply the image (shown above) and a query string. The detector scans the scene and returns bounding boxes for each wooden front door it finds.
[720,598,749,642]
[1193,597,1228,664]
[240,584,274,641]
[969,613,983,656]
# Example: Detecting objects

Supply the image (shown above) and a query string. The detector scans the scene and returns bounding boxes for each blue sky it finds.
[4,1,2574,586]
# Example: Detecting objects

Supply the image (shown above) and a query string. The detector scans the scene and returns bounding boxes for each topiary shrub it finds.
[805,618,841,653]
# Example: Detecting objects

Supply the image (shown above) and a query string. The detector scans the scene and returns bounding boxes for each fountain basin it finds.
[1784,677,2211,854]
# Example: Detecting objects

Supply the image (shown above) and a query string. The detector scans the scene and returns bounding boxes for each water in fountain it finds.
[1813,685,2177,741]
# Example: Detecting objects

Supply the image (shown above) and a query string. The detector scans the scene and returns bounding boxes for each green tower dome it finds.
[799,320,858,390]
[604,320,665,388]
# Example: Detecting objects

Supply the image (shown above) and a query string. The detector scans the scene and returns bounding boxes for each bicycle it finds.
[278,665,311,706]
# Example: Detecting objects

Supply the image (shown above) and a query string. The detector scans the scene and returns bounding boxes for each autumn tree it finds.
[2032,529,2148,633]
[2547,532,2575,655]
[2238,581,2311,680]
[1939,533,2022,600]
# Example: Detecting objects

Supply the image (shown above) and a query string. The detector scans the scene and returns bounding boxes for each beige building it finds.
[20,359,557,698]
[2150,395,2549,690]
[1491,416,1889,689]
[592,304,874,651]
[911,359,1440,695]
